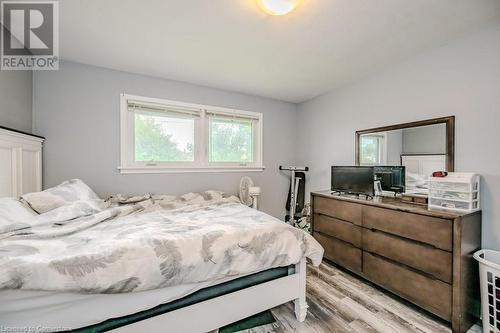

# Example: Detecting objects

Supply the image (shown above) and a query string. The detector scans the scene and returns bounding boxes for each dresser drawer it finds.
[314,213,362,247]
[363,252,452,320]
[362,228,452,283]
[314,232,361,273]
[314,196,362,225]
[363,206,453,251]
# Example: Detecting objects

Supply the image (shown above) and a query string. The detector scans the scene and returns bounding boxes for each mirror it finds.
[356,117,455,195]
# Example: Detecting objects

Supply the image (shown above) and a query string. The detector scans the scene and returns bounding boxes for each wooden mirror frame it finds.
[355,116,455,171]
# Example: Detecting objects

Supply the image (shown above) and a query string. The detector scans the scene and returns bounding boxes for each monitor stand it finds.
[357,193,374,200]
[330,191,373,200]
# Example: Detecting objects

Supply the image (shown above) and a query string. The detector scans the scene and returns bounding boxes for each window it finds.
[120,94,263,173]
[208,115,255,163]
[360,134,386,165]
[134,110,195,162]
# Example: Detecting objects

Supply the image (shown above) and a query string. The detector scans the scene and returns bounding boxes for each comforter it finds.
[0,191,323,294]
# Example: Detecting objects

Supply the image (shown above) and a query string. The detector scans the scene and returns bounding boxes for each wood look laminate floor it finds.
[241,263,482,333]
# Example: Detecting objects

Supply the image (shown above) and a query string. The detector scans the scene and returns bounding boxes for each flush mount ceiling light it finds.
[257,0,303,16]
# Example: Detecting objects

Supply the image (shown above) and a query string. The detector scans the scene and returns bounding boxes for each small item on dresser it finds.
[432,171,448,177]
[428,172,480,213]
[401,193,429,205]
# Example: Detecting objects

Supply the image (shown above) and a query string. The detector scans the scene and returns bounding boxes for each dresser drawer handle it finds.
[318,213,355,226]
[368,252,440,281]
[368,228,439,250]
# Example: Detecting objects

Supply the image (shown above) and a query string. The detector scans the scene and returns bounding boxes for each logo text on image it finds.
[1,0,59,70]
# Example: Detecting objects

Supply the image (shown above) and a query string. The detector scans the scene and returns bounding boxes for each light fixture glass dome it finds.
[257,0,303,16]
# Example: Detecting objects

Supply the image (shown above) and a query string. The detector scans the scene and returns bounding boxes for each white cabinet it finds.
[0,127,44,198]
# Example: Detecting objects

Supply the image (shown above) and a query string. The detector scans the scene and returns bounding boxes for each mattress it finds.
[0,265,292,332]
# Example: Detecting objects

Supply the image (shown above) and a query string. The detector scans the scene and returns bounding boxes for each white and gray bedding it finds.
[0,198,37,234]
[0,181,323,294]
[21,179,109,214]
[405,172,430,195]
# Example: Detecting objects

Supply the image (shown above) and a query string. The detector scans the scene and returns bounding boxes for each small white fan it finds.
[239,177,261,209]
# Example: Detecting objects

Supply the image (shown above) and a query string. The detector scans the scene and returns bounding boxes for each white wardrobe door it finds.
[420,156,446,176]
[21,148,42,195]
[0,144,16,197]
[401,157,420,174]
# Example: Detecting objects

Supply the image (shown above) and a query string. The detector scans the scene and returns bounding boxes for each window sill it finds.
[118,166,266,174]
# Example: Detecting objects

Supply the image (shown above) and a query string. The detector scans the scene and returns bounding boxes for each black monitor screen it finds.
[374,166,406,193]
[331,166,374,196]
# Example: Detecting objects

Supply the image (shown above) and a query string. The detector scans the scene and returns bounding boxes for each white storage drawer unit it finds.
[429,198,479,211]
[430,189,478,201]
[430,181,478,192]
[429,173,480,213]
[0,127,44,197]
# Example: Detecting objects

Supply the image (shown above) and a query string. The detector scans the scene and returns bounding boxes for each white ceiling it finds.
[60,0,500,103]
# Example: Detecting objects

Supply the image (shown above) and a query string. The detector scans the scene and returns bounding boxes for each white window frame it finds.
[119,93,264,174]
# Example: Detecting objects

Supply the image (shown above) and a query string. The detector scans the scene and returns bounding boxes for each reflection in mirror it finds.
[359,123,448,195]
[360,133,387,165]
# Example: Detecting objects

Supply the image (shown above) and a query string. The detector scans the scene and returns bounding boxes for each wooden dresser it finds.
[311,191,481,333]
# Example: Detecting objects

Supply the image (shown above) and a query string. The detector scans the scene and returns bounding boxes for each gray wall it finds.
[297,23,500,248]
[0,70,33,133]
[402,124,446,155]
[33,61,297,219]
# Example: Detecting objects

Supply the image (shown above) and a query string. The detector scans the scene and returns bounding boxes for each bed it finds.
[0,180,323,332]
[401,154,446,195]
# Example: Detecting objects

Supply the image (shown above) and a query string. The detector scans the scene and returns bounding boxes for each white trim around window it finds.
[119,93,264,174]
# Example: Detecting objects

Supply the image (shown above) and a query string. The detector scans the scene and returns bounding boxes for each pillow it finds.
[35,201,107,224]
[0,198,37,233]
[21,179,107,214]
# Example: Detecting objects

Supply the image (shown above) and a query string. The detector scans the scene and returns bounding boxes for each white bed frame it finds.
[111,259,308,333]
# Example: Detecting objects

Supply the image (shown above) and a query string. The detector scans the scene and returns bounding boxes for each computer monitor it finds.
[374,166,406,193]
[331,166,375,196]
